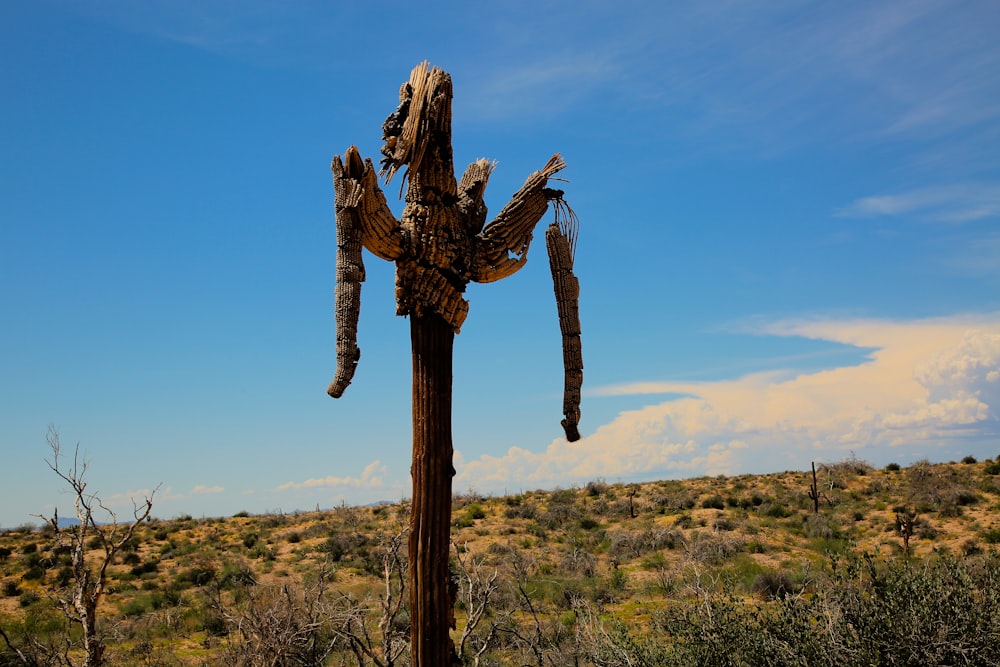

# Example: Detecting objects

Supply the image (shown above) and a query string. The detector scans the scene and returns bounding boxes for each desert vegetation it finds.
[3,454,1000,665]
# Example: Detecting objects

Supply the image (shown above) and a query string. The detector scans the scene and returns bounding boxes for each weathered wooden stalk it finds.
[409,312,456,661]
[327,62,582,666]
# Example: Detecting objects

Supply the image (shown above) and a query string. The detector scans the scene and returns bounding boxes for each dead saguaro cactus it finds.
[895,507,917,557]
[808,461,821,514]
[327,62,582,666]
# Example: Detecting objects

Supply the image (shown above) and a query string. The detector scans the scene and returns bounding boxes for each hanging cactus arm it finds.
[328,146,404,398]
[470,154,566,283]
[327,150,367,398]
[545,207,583,441]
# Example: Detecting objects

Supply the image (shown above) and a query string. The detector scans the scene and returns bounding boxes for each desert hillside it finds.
[2,455,999,665]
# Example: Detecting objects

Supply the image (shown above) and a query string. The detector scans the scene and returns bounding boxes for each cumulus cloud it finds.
[456,314,1000,491]
[275,460,385,491]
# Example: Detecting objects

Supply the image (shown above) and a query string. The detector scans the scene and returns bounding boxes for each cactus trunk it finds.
[409,312,456,664]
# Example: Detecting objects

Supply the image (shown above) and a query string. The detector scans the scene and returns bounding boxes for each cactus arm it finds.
[327,151,367,398]
[470,154,565,283]
[545,201,583,442]
[332,145,404,262]
[457,158,495,235]
[327,146,405,398]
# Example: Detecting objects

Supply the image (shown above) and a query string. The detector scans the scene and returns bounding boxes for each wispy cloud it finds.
[55,0,287,51]
[54,1,1000,165]
[941,234,1000,277]
[191,484,224,495]
[587,383,698,399]
[457,314,1000,491]
[462,53,621,122]
[101,484,220,513]
[100,488,160,513]
[837,183,1000,223]
[275,460,385,491]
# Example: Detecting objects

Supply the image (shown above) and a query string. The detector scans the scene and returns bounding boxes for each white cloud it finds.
[456,314,1000,491]
[464,53,621,121]
[98,484,220,516]
[837,183,1000,222]
[190,484,224,495]
[98,488,160,516]
[275,460,385,491]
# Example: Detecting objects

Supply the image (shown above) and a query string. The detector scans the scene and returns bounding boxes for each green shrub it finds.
[701,494,725,510]
[549,487,577,504]
[219,561,256,589]
[130,560,158,577]
[640,551,667,571]
[538,502,581,530]
[504,503,537,520]
[761,502,791,518]
[54,565,73,587]
[960,538,982,556]
[609,567,628,591]
[176,565,216,588]
[121,598,150,617]
[803,514,839,540]
[713,515,737,531]
[752,569,801,599]
[18,591,40,608]
[906,460,979,517]
[248,544,275,561]
[635,551,1000,667]
[199,608,228,636]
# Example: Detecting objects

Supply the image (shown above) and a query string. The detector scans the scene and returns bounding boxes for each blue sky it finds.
[2,1,999,527]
